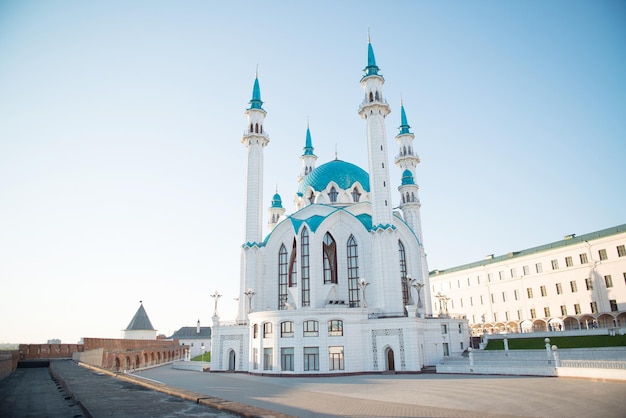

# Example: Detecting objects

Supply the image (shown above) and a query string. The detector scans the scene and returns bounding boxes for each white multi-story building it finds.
[210,39,468,375]
[429,224,626,335]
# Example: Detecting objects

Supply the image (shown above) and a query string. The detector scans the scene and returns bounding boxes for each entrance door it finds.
[386,348,395,371]
[228,349,236,371]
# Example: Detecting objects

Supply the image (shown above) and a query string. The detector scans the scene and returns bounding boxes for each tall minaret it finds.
[394,101,424,243]
[242,72,269,244]
[298,120,317,183]
[358,37,393,227]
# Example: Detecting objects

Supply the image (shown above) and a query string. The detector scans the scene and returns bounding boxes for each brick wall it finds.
[0,351,20,380]
[18,344,84,360]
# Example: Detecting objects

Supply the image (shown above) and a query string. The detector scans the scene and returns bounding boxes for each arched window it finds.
[347,235,360,307]
[399,241,409,306]
[278,244,288,310]
[328,186,338,203]
[323,233,337,284]
[351,187,361,202]
[301,227,310,307]
[253,324,259,339]
[255,123,259,133]
[288,239,297,287]
[303,320,319,337]
[308,191,315,204]
[250,123,253,133]
[369,92,374,102]
[328,319,343,336]
[375,91,380,101]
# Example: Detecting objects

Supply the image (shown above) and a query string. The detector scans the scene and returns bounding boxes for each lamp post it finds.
[210,291,222,316]
[403,276,415,305]
[412,280,425,309]
[358,279,369,308]
[244,289,256,313]
[201,343,205,362]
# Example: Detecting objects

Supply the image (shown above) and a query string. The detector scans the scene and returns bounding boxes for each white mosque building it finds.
[210,40,468,374]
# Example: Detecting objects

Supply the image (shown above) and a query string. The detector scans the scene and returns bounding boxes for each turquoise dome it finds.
[401,169,415,185]
[298,160,370,195]
[271,193,283,208]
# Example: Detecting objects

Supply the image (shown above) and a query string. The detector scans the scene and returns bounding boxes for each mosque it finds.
[210,39,468,374]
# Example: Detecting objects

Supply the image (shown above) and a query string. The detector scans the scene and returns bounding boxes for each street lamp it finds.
[210,291,222,316]
[244,289,256,313]
[358,279,369,308]
[201,343,205,362]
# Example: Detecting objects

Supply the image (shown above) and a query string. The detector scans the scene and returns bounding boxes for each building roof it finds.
[168,326,212,339]
[430,223,626,276]
[297,159,370,195]
[125,303,155,331]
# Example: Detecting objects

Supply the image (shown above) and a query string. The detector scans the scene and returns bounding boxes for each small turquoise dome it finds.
[298,160,370,195]
[401,169,415,185]
[271,193,283,208]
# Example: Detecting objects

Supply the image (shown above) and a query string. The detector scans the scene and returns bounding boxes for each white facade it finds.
[210,40,468,375]
[429,225,626,335]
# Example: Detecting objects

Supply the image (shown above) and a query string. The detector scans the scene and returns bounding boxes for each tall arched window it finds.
[399,240,409,306]
[347,235,360,307]
[323,233,337,284]
[328,186,338,203]
[301,227,310,307]
[288,238,297,287]
[278,244,288,310]
[351,187,361,202]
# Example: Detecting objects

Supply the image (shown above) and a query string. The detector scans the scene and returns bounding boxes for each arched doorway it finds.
[385,347,395,371]
[228,349,236,371]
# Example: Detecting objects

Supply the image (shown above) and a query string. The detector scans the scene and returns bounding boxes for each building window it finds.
[281,321,294,338]
[281,348,294,371]
[347,235,360,307]
[328,186,338,203]
[253,348,258,370]
[493,312,498,322]
[303,320,319,337]
[517,310,523,320]
[604,275,613,288]
[491,293,495,304]
[502,292,507,302]
[263,348,273,371]
[278,244,288,310]
[618,245,626,257]
[565,256,573,267]
[505,311,510,321]
[480,295,484,305]
[510,268,517,278]
[488,273,493,282]
[535,263,543,273]
[263,322,273,338]
[253,324,259,339]
[303,347,319,371]
[551,259,559,270]
[514,289,520,300]
[498,271,504,280]
[580,253,588,264]
[328,320,343,336]
[556,283,562,295]
[329,346,344,370]
[467,277,471,286]
[598,249,608,261]
[477,276,481,285]
[610,299,618,312]
[323,232,338,284]
[574,304,581,315]
[289,239,297,287]
[570,280,578,293]
[351,187,361,202]
[527,288,533,299]
[530,308,536,319]
[301,227,310,307]
[590,301,598,314]
[470,297,474,306]
[458,323,463,334]
[585,278,593,291]
[523,265,530,275]
[544,307,550,317]
[441,324,448,334]
[540,286,547,297]
[399,240,409,305]
[560,305,567,315]
[442,343,450,357]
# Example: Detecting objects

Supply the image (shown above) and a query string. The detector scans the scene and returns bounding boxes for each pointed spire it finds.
[271,189,283,208]
[248,67,264,110]
[363,32,380,77]
[399,98,412,134]
[302,117,315,156]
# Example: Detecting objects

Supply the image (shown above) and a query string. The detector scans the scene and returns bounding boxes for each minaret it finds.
[298,120,317,183]
[358,37,393,227]
[394,100,424,243]
[268,189,285,230]
[242,72,269,244]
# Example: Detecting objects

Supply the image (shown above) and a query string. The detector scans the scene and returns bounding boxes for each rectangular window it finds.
[505,311,510,321]
[458,323,463,334]
[477,276,481,285]
[281,347,294,371]
[618,245,626,257]
[544,307,550,317]
[556,283,562,295]
[281,321,294,338]
[263,322,273,337]
[460,298,464,308]
[470,297,474,307]
[523,265,530,275]
[570,280,578,293]
[303,320,319,337]
[580,253,588,264]
[514,289,520,300]
[540,285,547,297]
[530,308,536,319]
[590,301,598,314]
[604,275,613,288]
[491,293,495,304]
[517,309,523,320]
[253,324,259,339]
[493,312,498,322]
[253,348,258,370]
[510,268,517,278]
[329,346,344,370]
[535,263,543,273]
[480,295,484,305]
[303,347,319,371]
[610,299,618,312]
[565,256,573,267]
[585,278,593,290]
[460,342,464,350]
[467,277,471,286]
[263,348,273,371]
[527,288,533,299]
[442,342,450,357]
[328,320,343,336]
[574,304,581,315]
[599,249,608,261]
[502,292,507,302]
[498,271,504,280]
[441,324,448,334]
[560,305,567,315]
[551,259,559,270]
[488,273,493,282]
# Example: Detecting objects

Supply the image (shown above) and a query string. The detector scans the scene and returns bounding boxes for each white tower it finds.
[298,121,317,183]
[267,190,285,230]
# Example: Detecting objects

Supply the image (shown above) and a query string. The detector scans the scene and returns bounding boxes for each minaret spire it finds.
[298,118,317,183]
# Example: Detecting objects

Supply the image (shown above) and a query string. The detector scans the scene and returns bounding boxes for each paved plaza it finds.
[139,366,626,418]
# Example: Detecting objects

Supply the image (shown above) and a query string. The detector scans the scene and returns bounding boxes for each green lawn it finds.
[484,335,626,350]
[191,352,211,362]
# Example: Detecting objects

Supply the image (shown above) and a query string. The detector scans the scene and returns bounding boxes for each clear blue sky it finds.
[1,1,624,344]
